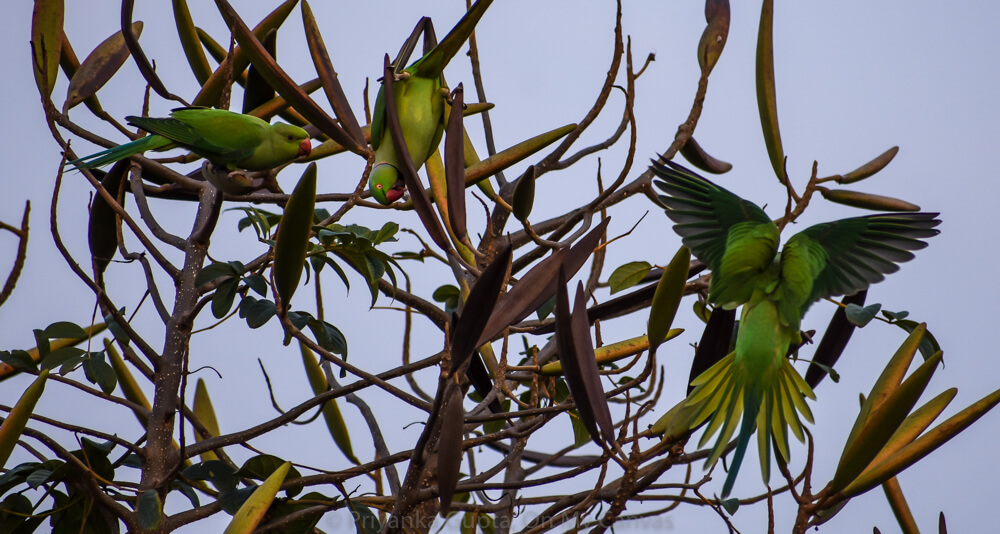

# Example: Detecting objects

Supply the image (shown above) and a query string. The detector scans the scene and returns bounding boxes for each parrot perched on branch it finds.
[67,107,311,171]
[651,159,940,498]
[367,0,493,205]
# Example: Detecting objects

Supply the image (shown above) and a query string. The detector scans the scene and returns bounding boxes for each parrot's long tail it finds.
[66,135,173,170]
[686,352,816,498]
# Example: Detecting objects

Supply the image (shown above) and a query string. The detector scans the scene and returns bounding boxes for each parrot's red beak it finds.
[298,139,312,157]
[386,181,406,203]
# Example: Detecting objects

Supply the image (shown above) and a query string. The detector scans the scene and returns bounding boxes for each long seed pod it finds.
[755,0,785,180]
[838,146,899,184]
[444,84,467,241]
[223,461,291,534]
[31,0,64,97]
[647,246,690,350]
[65,22,143,110]
[476,218,610,347]
[273,163,317,312]
[449,243,512,377]
[437,386,464,516]
[0,371,49,468]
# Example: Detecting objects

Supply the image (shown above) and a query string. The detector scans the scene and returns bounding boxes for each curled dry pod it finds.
[0,370,50,468]
[512,165,536,222]
[647,246,690,350]
[821,188,920,212]
[839,146,899,184]
[88,161,129,275]
[65,22,143,110]
[273,163,317,312]
[224,461,291,534]
[697,0,730,76]
[437,386,464,516]
[31,0,64,97]
[679,137,732,174]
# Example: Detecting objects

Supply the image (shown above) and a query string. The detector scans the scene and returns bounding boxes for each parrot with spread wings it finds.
[651,159,940,497]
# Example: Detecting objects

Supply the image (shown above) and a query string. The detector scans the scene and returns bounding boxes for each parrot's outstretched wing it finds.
[779,212,941,322]
[651,159,779,307]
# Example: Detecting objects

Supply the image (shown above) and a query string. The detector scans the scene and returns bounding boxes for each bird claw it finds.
[200,162,256,195]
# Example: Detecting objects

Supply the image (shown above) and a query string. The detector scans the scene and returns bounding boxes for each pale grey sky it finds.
[2,1,998,532]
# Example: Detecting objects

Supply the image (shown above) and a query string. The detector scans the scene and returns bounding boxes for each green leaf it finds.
[219,487,256,516]
[212,278,241,319]
[348,501,380,534]
[0,350,38,372]
[43,322,87,339]
[40,347,85,371]
[182,460,238,492]
[245,274,268,297]
[608,261,652,294]
[720,497,740,515]
[83,353,117,394]
[535,295,557,321]
[239,297,276,329]
[845,303,882,327]
[881,309,909,321]
[196,262,238,287]
[569,411,590,448]
[136,490,162,530]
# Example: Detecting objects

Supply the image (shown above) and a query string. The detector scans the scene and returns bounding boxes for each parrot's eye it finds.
[287,135,294,140]
[376,184,383,189]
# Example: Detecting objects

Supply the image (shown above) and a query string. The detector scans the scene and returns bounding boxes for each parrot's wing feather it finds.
[410,0,494,79]
[651,159,779,306]
[779,212,941,319]
[371,85,387,151]
[127,111,258,163]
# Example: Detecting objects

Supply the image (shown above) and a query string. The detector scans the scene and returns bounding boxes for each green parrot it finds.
[368,0,493,205]
[67,107,311,171]
[651,160,940,498]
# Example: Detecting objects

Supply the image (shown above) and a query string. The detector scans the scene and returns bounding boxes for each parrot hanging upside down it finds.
[66,107,311,172]
[367,0,493,205]
[651,159,940,498]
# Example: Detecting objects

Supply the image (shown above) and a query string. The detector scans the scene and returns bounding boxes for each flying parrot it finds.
[651,159,940,498]
[367,0,493,205]
[67,107,311,172]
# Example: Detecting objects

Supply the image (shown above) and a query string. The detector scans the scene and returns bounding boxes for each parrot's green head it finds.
[369,163,406,205]
[272,122,312,161]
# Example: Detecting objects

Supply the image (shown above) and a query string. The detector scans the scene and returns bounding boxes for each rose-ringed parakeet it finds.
[67,107,311,171]
[651,160,940,498]
[367,0,493,205]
